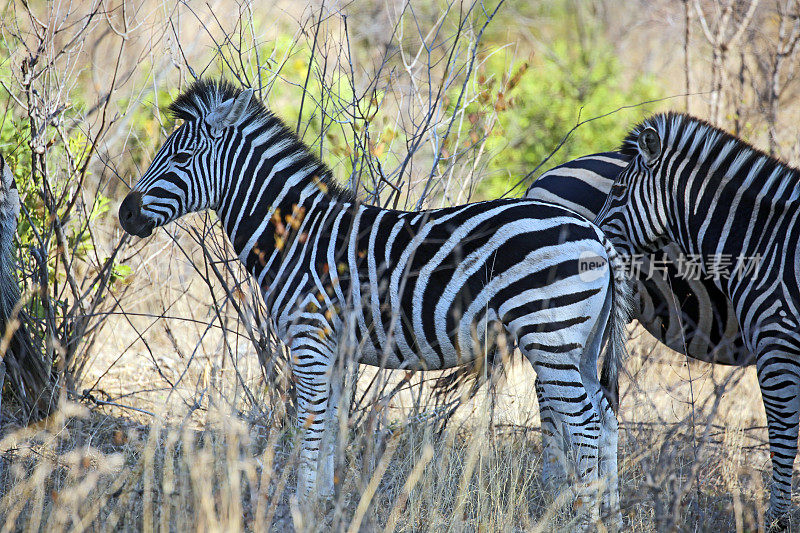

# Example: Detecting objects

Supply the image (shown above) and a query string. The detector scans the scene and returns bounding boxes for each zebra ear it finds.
[637,127,661,164]
[206,88,254,129]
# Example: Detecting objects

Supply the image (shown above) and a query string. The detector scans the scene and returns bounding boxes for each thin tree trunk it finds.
[735,49,745,136]
[684,0,693,113]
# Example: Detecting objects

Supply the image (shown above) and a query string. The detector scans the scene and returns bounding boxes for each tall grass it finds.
[0,337,773,531]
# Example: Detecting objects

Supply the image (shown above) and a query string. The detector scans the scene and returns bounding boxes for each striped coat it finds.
[528,151,746,363]
[597,112,800,528]
[119,80,631,526]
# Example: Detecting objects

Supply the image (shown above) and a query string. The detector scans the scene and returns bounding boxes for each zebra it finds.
[526,152,748,489]
[0,154,48,419]
[529,151,745,362]
[595,111,800,530]
[118,79,631,524]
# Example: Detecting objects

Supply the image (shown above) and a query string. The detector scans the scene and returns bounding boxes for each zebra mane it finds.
[168,79,356,202]
[169,79,257,122]
[620,112,800,180]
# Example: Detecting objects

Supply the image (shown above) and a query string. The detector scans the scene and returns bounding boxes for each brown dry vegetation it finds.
[0,0,799,531]
[0,335,774,531]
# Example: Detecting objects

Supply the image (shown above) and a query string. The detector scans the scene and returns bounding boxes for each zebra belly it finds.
[349,269,608,370]
[262,200,613,372]
[633,246,748,365]
[269,289,497,371]
[351,313,506,370]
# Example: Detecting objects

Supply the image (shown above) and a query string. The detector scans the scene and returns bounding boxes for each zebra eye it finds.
[172,152,193,165]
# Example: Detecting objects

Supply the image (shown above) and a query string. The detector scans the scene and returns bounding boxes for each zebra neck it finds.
[219,171,351,295]
[667,153,800,297]
[214,119,352,259]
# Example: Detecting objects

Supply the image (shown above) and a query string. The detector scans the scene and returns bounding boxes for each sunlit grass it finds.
[0,331,776,531]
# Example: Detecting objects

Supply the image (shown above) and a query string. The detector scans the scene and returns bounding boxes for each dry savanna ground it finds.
[0,317,779,532]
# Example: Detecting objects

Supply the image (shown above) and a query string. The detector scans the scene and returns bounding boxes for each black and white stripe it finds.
[596,112,800,528]
[528,152,748,493]
[0,155,47,417]
[119,80,631,524]
[528,152,746,363]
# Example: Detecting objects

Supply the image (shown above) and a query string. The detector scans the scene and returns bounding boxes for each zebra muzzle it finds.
[119,191,155,238]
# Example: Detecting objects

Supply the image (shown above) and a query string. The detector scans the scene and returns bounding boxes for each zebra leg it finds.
[758,356,800,530]
[536,377,569,494]
[578,285,621,530]
[584,314,621,529]
[317,363,342,500]
[597,391,621,530]
[532,362,602,527]
[291,335,337,502]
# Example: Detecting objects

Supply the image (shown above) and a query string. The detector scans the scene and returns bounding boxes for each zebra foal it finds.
[118,80,631,524]
[596,112,800,530]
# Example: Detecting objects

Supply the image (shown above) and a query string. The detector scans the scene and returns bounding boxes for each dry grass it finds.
[0,328,783,532]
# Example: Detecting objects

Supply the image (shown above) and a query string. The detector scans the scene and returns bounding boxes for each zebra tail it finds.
[599,239,632,413]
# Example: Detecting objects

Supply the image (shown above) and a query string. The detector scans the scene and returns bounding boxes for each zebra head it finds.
[596,119,671,256]
[119,81,255,237]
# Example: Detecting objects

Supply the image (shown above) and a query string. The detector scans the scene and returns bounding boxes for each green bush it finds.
[468,2,664,198]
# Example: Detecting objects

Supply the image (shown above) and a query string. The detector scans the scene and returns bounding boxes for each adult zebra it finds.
[527,152,748,492]
[596,112,800,529]
[528,151,745,362]
[118,79,631,524]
